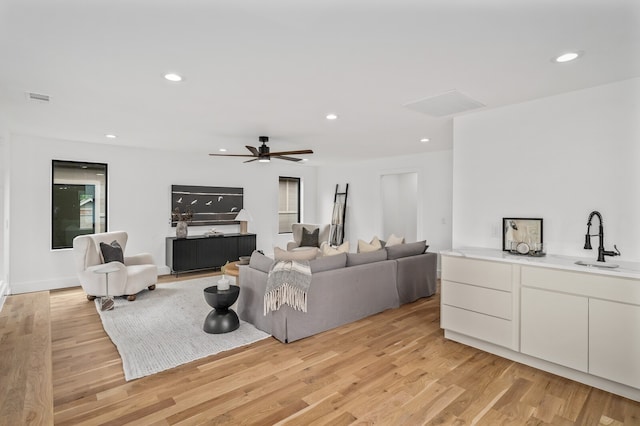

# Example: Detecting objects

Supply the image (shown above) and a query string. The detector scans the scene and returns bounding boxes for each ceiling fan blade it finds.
[209,153,256,157]
[269,149,314,156]
[243,158,260,163]
[274,155,303,162]
[245,145,259,156]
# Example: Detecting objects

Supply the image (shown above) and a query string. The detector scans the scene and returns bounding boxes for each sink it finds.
[574,260,619,269]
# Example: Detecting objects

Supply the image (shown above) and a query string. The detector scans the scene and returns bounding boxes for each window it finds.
[278,177,300,233]
[52,160,107,249]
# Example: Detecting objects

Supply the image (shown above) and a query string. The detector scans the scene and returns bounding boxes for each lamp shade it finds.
[234,209,253,222]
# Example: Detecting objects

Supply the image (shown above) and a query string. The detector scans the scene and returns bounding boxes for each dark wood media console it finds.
[166,233,256,275]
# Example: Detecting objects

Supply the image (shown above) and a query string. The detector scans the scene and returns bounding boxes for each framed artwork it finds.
[171,185,243,227]
[502,217,543,253]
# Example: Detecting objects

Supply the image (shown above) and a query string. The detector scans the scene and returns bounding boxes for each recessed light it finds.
[105,134,117,139]
[302,158,309,162]
[326,113,338,120]
[219,148,227,152]
[420,138,430,143]
[553,51,583,63]
[164,73,183,82]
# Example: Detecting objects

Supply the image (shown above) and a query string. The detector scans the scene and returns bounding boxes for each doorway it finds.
[381,172,418,242]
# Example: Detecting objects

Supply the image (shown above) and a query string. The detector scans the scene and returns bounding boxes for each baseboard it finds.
[0,280,9,312]
[10,267,171,294]
[9,276,80,294]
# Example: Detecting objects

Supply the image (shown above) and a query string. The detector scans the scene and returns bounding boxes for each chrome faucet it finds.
[584,210,620,262]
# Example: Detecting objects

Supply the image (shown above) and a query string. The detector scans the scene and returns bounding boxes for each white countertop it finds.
[441,247,640,280]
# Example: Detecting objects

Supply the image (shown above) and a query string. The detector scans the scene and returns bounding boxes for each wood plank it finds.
[0,291,53,425]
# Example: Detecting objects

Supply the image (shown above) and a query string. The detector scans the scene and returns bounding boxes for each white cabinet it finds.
[589,299,640,389]
[441,256,517,350]
[440,250,640,401]
[520,286,588,372]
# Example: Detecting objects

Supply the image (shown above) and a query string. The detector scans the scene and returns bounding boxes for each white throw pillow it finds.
[386,234,405,247]
[358,236,382,253]
[274,246,318,261]
[320,241,350,256]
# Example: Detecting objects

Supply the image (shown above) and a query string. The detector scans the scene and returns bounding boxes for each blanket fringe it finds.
[264,283,308,315]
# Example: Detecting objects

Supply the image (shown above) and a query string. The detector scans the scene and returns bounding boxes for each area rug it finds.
[95,277,270,381]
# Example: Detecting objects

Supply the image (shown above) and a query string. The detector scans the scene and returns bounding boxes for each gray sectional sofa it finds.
[237,241,437,343]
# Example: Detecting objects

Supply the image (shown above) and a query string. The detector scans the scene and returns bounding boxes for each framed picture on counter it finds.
[502,217,543,253]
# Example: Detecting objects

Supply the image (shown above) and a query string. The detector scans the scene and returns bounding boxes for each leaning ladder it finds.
[330,184,349,246]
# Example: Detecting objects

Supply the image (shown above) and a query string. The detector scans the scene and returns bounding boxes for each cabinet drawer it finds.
[521,266,640,305]
[442,256,511,291]
[442,280,511,320]
[441,304,515,349]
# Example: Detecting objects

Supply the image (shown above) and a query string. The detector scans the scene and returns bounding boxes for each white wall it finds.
[6,134,318,293]
[453,78,640,261]
[317,150,453,265]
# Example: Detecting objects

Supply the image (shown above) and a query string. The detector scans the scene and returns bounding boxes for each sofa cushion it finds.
[347,249,387,266]
[320,241,349,256]
[386,240,428,260]
[386,234,405,247]
[300,227,320,247]
[357,236,382,253]
[100,240,124,263]
[309,252,347,273]
[249,251,274,273]
[274,246,318,261]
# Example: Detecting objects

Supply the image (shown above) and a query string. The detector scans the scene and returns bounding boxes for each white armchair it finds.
[286,223,331,251]
[73,231,158,301]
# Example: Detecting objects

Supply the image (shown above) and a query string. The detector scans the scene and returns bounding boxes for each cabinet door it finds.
[589,299,640,388]
[237,234,256,257]
[521,287,588,372]
[172,239,198,272]
[197,238,231,268]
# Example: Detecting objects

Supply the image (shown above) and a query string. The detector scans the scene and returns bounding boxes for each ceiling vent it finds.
[26,92,50,102]
[404,90,484,118]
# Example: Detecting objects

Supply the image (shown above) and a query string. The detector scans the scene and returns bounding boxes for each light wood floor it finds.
[7,272,637,425]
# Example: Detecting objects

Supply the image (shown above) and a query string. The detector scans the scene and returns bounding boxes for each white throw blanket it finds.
[264,260,312,314]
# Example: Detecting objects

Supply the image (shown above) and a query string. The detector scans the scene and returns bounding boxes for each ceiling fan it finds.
[209,136,313,163]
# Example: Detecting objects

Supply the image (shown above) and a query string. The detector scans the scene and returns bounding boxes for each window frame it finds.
[51,160,108,250]
[278,176,301,234]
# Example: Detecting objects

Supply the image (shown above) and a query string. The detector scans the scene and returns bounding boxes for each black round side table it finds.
[203,285,240,334]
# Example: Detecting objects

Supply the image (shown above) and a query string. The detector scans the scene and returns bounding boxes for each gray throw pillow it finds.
[100,240,124,263]
[309,253,347,273]
[300,227,319,247]
[249,250,274,273]
[346,250,388,267]
[386,240,428,260]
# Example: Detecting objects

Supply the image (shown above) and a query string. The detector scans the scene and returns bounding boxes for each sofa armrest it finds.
[395,252,437,304]
[286,241,300,251]
[124,253,154,266]
[237,267,284,337]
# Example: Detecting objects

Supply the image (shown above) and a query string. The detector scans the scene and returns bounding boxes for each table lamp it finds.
[235,209,253,234]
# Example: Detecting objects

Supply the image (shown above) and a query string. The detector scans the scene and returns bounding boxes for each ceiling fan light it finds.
[258,158,270,163]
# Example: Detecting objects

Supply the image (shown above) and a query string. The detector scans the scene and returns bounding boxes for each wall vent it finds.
[404,90,484,118]
[26,92,50,102]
